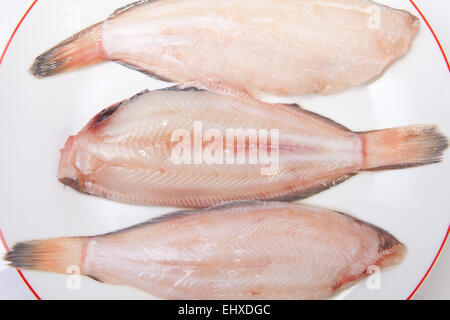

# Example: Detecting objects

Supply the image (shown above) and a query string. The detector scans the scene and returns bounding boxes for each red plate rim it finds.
[0,0,448,301]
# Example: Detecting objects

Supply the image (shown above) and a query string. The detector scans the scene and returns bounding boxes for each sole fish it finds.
[4,201,406,300]
[57,84,448,208]
[31,0,419,96]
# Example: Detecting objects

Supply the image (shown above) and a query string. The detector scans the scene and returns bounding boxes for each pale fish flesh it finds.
[31,0,419,96]
[4,201,406,300]
[57,84,448,208]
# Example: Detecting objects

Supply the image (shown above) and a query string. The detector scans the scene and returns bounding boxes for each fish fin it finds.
[59,177,85,193]
[30,22,106,78]
[288,104,351,132]
[114,61,174,82]
[104,201,275,236]
[206,200,268,211]
[160,85,206,92]
[134,209,200,226]
[174,81,257,101]
[99,209,202,238]
[109,0,159,18]
[177,82,351,133]
[269,174,356,202]
[104,201,284,237]
[4,238,88,274]
[360,125,448,171]
[103,201,270,237]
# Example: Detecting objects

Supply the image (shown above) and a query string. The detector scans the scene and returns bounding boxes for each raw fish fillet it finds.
[57,85,448,208]
[31,0,419,96]
[4,201,406,300]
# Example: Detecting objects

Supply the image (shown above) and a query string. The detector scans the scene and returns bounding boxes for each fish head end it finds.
[58,136,83,192]
[375,233,407,269]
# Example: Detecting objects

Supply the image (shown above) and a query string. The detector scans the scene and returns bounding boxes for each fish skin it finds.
[31,0,419,96]
[4,201,406,300]
[57,84,448,208]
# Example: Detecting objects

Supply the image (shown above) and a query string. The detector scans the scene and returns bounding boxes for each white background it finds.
[0,0,448,300]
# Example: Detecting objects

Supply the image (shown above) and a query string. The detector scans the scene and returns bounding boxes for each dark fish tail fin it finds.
[30,22,106,78]
[4,238,88,274]
[360,125,448,171]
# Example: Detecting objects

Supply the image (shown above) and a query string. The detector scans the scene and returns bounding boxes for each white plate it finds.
[0,0,449,300]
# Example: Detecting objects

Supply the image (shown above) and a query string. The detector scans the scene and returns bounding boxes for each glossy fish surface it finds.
[31,0,419,96]
[5,201,406,300]
[57,85,448,208]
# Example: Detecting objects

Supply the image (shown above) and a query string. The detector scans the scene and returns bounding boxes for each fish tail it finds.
[360,125,448,171]
[4,238,89,274]
[30,22,106,78]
